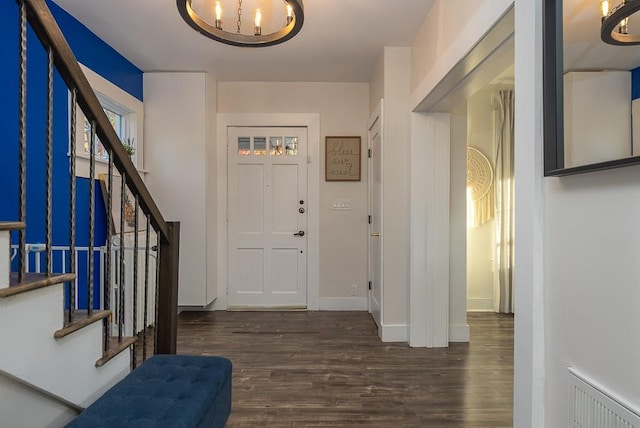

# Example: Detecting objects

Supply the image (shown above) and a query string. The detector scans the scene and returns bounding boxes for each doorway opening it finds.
[409,6,515,346]
[446,12,515,342]
[459,68,515,317]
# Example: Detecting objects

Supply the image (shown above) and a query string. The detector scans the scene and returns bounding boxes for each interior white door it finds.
[368,108,383,327]
[228,127,308,308]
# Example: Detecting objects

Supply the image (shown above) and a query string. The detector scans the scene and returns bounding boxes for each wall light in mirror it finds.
[600,0,640,46]
[543,0,640,176]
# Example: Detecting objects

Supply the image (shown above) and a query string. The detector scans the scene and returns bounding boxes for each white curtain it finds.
[492,90,515,314]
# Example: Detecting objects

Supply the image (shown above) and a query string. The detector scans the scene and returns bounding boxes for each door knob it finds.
[293,230,305,237]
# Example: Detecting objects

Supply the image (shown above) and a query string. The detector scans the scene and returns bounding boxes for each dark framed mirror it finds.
[544,0,640,176]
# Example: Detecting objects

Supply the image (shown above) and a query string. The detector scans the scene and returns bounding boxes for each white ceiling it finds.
[564,0,640,71]
[52,0,435,82]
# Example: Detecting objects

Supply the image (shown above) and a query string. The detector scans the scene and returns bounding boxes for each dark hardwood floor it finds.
[177,311,514,427]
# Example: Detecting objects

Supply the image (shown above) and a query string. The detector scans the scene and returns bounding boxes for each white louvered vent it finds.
[570,368,640,428]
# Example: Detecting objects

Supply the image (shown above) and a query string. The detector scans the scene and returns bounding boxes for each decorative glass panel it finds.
[285,136,298,156]
[83,108,123,162]
[104,108,122,134]
[83,120,110,162]
[254,137,267,155]
[238,137,251,156]
[269,137,283,156]
[83,120,91,155]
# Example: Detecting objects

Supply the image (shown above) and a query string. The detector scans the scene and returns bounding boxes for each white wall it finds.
[144,72,217,307]
[217,82,369,304]
[411,0,513,106]
[411,2,488,92]
[449,101,468,339]
[0,375,78,428]
[369,53,384,115]
[544,166,640,423]
[466,222,493,311]
[381,48,412,329]
[513,1,546,426]
[564,71,632,167]
[206,74,218,308]
[367,47,413,340]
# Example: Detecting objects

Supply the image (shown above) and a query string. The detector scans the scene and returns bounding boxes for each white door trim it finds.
[408,112,451,348]
[367,100,384,329]
[215,113,321,310]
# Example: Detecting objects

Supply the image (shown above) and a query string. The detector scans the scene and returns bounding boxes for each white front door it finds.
[227,127,308,308]
[368,105,383,327]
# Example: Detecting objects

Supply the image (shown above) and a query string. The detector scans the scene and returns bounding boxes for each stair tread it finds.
[96,336,138,367]
[0,221,26,231]
[0,272,76,298]
[54,310,112,339]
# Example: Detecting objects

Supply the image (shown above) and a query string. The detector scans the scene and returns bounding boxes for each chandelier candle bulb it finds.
[254,8,262,35]
[601,0,609,19]
[287,4,294,25]
[620,16,629,34]
[215,1,222,29]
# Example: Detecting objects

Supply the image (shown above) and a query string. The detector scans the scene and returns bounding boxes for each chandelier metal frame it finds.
[176,0,304,47]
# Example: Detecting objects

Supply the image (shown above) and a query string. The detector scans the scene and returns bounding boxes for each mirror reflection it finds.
[562,0,640,168]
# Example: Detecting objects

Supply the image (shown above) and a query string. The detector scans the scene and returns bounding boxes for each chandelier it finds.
[177,0,304,47]
[600,0,640,45]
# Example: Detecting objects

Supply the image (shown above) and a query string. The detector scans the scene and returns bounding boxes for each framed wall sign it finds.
[325,136,361,181]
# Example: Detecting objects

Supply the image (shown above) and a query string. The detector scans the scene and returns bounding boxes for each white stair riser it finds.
[0,231,10,288]
[0,284,129,407]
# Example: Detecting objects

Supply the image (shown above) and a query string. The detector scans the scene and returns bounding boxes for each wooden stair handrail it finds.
[22,0,170,244]
[18,0,179,354]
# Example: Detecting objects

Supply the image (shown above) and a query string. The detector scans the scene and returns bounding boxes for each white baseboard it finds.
[179,299,218,312]
[467,298,494,312]
[380,324,408,342]
[318,297,368,311]
[449,323,470,342]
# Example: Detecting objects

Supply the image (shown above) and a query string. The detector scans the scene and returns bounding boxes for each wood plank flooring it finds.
[177,311,514,427]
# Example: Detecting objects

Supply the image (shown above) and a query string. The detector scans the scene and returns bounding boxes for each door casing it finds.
[368,101,384,329]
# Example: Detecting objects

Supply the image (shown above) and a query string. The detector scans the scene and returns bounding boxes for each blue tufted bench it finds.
[66,355,232,428]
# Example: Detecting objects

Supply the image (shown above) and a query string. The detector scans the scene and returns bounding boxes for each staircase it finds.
[0,0,180,426]
[0,222,132,425]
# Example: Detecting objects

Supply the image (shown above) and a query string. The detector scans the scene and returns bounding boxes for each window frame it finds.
[70,64,144,178]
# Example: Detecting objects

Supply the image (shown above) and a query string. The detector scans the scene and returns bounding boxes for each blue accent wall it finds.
[632,67,640,100]
[48,1,143,101]
[0,0,143,308]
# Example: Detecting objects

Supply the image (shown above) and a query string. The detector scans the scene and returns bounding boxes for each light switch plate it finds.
[331,198,351,210]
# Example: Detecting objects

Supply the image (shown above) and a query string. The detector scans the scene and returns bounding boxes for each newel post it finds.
[156,221,180,354]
